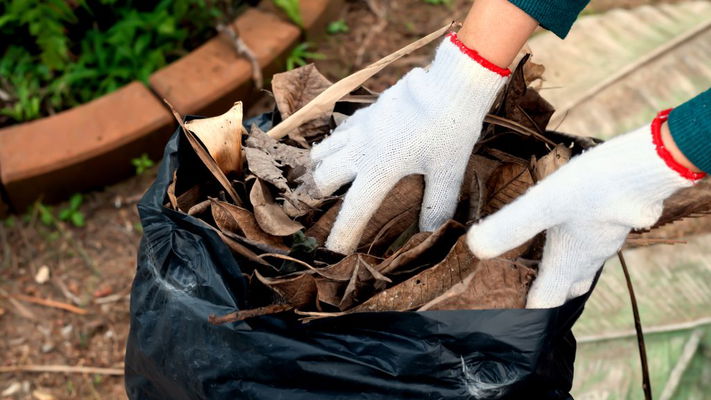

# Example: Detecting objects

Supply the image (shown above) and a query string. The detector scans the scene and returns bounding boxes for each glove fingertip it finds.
[466,223,507,260]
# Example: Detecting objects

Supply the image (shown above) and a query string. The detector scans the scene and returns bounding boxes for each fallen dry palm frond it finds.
[161,25,709,326]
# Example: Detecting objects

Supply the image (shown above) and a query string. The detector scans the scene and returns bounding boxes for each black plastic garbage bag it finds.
[125,119,595,400]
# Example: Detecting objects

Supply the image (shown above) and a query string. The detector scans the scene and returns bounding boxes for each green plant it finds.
[3,216,15,228]
[286,42,326,70]
[0,0,221,125]
[34,202,55,227]
[327,19,349,34]
[272,0,302,27]
[423,0,451,5]
[132,153,155,175]
[58,193,85,227]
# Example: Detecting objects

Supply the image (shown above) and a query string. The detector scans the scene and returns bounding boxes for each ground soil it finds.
[0,0,697,399]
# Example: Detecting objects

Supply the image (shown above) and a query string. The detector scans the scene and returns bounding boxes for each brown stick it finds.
[0,365,123,375]
[617,251,653,400]
[7,294,88,315]
[208,304,293,325]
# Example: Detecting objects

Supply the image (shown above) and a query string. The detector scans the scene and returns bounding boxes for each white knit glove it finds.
[311,33,510,254]
[467,110,706,308]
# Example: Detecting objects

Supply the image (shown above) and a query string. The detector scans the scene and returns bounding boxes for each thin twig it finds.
[0,365,123,375]
[356,0,388,67]
[208,304,293,325]
[624,237,686,248]
[6,293,88,315]
[484,114,557,147]
[218,23,263,90]
[618,251,653,400]
[53,276,83,306]
[258,253,316,271]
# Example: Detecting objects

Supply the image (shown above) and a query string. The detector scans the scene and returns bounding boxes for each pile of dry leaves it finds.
[162,28,710,325]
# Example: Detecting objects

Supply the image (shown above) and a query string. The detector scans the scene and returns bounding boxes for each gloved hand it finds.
[311,33,510,254]
[467,110,706,309]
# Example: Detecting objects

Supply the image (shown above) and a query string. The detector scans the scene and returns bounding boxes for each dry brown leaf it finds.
[165,100,242,205]
[523,58,545,87]
[255,270,317,309]
[310,254,382,310]
[359,175,424,252]
[305,199,342,245]
[483,163,535,215]
[272,64,333,147]
[215,230,272,268]
[501,54,555,133]
[209,303,293,325]
[249,179,303,236]
[650,179,711,230]
[351,236,476,312]
[533,143,572,182]
[166,170,178,210]
[376,219,466,276]
[185,102,246,175]
[176,185,203,212]
[303,175,424,250]
[188,199,211,216]
[267,23,453,140]
[462,155,501,222]
[210,199,286,250]
[244,126,309,193]
[419,258,536,311]
[243,126,325,217]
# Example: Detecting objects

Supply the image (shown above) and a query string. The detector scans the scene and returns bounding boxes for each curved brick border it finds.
[0,0,342,216]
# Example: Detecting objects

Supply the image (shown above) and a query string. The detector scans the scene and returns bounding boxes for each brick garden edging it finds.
[0,0,342,216]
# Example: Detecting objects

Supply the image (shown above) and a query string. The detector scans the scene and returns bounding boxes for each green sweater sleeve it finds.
[507,0,590,38]
[668,89,711,174]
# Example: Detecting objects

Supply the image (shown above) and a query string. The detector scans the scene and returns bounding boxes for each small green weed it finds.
[58,193,85,227]
[327,19,349,34]
[272,0,302,27]
[3,216,15,228]
[423,0,451,5]
[286,42,326,70]
[35,202,55,227]
[132,153,155,175]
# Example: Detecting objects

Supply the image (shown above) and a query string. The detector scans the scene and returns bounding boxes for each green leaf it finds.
[38,204,54,227]
[58,208,72,221]
[69,193,83,210]
[327,19,349,34]
[71,212,85,227]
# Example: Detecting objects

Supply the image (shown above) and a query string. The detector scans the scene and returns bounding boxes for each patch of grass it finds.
[0,0,221,125]
[286,42,326,70]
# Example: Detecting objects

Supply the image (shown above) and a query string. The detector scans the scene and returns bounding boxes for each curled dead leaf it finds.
[249,179,303,236]
[165,100,242,205]
[255,270,318,309]
[533,143,571,182]
[185,102,246,175]
[210,199,287,250]
[272,64,333,148]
